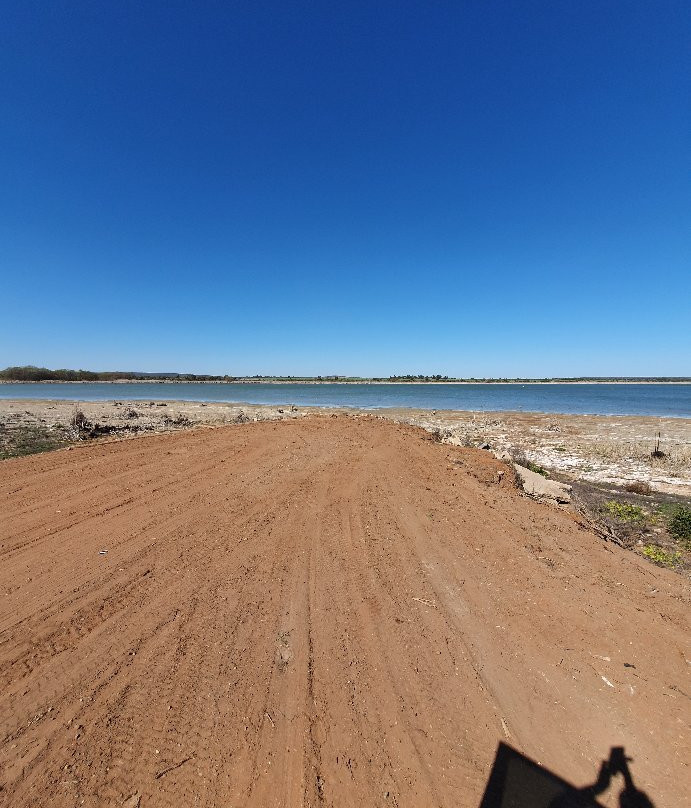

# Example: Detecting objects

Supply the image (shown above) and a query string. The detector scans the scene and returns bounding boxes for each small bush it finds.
[642,545,681,566]
[668,505,691,547]
[163,414,191,428]
[601,501,645,522]
[70,409,92,439]
[624,481,652,495]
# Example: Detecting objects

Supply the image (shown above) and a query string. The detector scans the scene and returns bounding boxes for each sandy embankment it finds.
[0,416,689,807]
[2,398,690,492]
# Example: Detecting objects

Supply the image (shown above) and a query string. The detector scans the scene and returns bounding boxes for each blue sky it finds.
[1,1,689,376]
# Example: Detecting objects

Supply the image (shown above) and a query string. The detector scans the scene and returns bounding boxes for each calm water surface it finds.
[1,382,690,417]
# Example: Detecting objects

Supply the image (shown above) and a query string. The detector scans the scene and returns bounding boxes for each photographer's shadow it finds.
[478,743,655,808]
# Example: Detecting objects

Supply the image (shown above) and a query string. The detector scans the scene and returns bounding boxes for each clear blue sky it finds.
[1,1,689,377]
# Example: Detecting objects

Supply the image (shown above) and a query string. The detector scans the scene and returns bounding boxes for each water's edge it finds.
[1,381,690,417]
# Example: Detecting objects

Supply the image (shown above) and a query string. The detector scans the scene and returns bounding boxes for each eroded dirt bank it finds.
[0,416,688,807]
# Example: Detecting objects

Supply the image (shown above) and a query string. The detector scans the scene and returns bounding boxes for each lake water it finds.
[1,382,690,417]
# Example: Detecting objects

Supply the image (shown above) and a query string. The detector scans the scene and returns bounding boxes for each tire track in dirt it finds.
[2,445,345,805]
[0,433,277,562]
[1,416,689,807]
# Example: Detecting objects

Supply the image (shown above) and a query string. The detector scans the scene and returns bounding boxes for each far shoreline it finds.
[1,379,690,386]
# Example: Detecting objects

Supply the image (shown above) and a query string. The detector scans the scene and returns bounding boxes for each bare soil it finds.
[0,416,689,807]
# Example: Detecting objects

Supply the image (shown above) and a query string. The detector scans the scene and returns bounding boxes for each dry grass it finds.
[0,423,73,460]
[586,441,691,472]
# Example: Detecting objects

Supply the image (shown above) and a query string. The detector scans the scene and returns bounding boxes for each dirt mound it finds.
[0,416,688,807]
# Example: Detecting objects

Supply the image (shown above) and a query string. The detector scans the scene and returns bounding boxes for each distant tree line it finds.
[0,366,237,382]
[1,367,688,383]
[388,374,449,381]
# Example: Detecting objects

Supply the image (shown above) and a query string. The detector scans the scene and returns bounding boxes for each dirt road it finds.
[0,416,688,807]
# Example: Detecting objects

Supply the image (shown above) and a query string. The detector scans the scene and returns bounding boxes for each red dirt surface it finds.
[0,416,688,807]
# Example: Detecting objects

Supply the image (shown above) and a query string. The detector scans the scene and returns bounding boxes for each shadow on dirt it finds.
[478,743,655,808]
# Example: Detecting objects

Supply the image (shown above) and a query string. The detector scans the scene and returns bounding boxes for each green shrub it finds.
[668,505,691,547]
[642,545,681,566]
[601,501,645,522]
